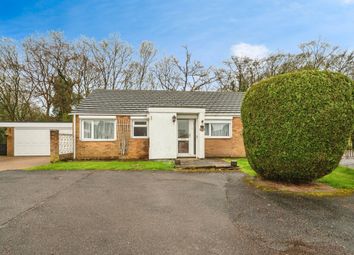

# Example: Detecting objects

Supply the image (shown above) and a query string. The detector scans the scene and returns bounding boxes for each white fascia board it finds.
[78,115,116,119]
[148,107,205,114]
[73,113,147,116]
[130,115,148,120]
[77,114,148,119]
[205,113,240,117]
[177,114,198,119]
[0,122,72,128]
[205,116,233,120]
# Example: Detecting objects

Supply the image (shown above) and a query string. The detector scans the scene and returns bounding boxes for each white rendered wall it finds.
[148,112,177,159]
[148,108,205,159]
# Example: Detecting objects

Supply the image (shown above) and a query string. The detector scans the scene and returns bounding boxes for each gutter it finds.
[73,113,76,160]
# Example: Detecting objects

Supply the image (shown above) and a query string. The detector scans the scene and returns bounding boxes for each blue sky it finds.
[1,0,354,66]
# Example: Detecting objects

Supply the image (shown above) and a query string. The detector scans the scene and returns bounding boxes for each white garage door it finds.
[14,128,50,156]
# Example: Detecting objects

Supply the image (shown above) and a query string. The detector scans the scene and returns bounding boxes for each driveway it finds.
[0,171,353,255]
[0,156,50,171]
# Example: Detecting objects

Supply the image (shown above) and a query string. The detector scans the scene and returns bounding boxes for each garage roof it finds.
[0,122,72,128]
[72,89,245,115]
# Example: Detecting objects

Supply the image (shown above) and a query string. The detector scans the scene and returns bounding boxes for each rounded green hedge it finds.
[241,70,354,183]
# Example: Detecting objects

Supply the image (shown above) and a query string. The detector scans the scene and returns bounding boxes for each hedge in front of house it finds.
[241,70,354,183]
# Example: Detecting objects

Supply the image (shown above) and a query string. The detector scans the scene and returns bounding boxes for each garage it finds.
[15,128,51,156]
[0,122,72,157]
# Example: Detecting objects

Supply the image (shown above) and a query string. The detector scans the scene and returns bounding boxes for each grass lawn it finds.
[226,158,354,190]
[28,160,175,171]
[318,166,354,189]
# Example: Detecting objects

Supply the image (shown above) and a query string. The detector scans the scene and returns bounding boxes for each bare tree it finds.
[124,41,157,90]
[2,31,354,121]
[23,36,53,117]
[86,35,132,90]
[152,56,181,90]
[216,40,354,92]
[175,46,215,91]
[0,38,35,121]
[215,56,265,92]
[22,32,74,117]
[153,46,215,91]
[71,38,99,102]
[299,40,339,70]
[298,40,354,77]
[214,67,235,91]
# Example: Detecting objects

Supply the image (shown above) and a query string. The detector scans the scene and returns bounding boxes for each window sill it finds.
[131,136,149,139]
[205,136,232,139]
[80,139,117,142]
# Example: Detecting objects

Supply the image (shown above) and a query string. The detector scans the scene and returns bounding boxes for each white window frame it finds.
[80,119,117,141]
[131,119,149,138]
[204,120,232,139]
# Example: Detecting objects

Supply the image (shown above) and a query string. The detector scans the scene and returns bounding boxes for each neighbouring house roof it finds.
[72,89,245,115]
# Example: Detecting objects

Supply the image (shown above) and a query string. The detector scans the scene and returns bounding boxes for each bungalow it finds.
[71,89,245,160]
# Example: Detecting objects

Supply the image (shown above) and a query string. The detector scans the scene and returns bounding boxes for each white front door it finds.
[148,112,177,159]
[177,119,195,157]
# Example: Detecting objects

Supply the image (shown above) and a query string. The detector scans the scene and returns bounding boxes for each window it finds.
[132,120,148,138]
[205,122,231,138]
[81,119,116,141]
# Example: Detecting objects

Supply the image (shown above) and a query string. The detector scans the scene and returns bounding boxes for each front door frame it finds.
[177,119,196,157]
[147,107,205,159]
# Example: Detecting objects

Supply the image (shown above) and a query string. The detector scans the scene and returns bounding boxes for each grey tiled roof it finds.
[72,89,245,115]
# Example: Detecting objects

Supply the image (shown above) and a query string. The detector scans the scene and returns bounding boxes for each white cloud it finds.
[341,0,354,4]
[230,43,270,59]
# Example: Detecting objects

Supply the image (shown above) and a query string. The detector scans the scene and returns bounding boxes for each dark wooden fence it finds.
[0,128,6,155]
[0,144,6,155]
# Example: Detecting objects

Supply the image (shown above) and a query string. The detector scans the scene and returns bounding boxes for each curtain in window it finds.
[94,120,114,139]
[205,123,210,136]
[83,121,92,139]
[210,123,229,136]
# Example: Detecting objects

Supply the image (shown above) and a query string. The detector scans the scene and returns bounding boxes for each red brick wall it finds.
[75,116,149,160]
[50,130,59,162]
[6,128,14,157]
[75,115,244,160]
[205,117,245,158]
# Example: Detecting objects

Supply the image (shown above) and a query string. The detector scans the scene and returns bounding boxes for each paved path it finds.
[177,158,231,168]
[340,158,354,168]
[0,156,50,171]
[0,170,353,255]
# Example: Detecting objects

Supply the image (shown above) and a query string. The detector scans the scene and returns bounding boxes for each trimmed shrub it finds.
[241,70,354,183]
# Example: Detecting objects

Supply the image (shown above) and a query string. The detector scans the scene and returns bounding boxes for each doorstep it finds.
[175,158,233,169]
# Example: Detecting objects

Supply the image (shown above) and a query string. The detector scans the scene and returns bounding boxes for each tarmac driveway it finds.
[0,170,353,255]
[0,156,50,171]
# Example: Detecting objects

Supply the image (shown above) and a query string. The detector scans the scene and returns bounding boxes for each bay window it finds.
[81,119,116,141]
[205,121,231,138]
